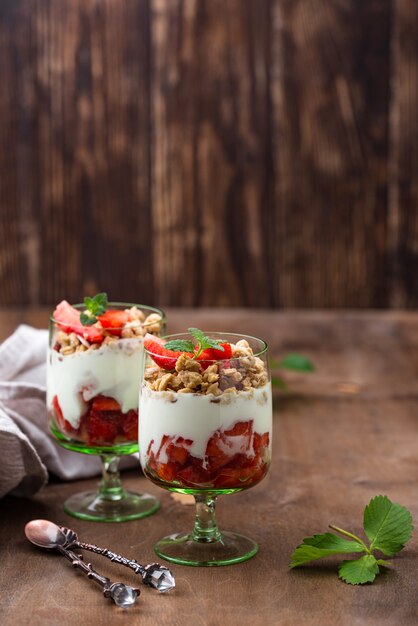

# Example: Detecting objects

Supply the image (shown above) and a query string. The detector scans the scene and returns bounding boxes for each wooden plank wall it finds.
[0,0,416,308]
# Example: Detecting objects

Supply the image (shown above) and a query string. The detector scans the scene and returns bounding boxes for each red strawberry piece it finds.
[214,465,261,489]
[144,334,195,370]
[98,310,131,336]
[155,434,174,461]
[253,431,270,456]
[52,395,75,434]
[205,431,233,471]
[166,442,190,466]
[122,409,138,441]
[197,342,233,369]
[91,395,121,412]
[224,420,253,437]
[156,461,178,483]
[53,300,104,343]
[223,420,254,454]
[177,464,212,487]
[87,411,119,445]
[143,334,185,370]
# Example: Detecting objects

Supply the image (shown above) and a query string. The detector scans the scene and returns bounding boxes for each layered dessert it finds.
[47,294,163,447]
[139,330,272,491]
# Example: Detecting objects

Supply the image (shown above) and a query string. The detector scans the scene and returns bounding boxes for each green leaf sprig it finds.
[164,327,225,359]
[271,353,315,389]
[80,292,108,326]
[290,495,413,585]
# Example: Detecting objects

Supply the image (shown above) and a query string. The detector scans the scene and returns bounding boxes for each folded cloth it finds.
[0,325,137,499]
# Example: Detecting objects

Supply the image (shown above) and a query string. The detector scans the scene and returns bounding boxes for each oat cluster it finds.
[54,307,162,355]
[145,339,268,395]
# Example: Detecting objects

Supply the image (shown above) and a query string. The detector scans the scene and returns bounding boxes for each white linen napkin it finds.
[0,324,137,498]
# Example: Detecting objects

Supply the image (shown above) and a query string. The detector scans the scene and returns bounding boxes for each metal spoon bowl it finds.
[25,519,68,549]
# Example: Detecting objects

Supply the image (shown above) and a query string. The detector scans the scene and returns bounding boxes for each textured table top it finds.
[1,308,417,626]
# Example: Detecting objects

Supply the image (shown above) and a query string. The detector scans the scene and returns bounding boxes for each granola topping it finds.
[145,340,268,395]
[54,305,163,355]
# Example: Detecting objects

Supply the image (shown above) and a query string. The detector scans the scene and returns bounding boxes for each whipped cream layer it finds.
[139,383,272,467]
[47,338,144,429]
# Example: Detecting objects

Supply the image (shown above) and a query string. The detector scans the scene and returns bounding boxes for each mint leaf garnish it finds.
[163,329,226,359]
[339,555,380,585]
[290,533,364,567]
[290,495,413,585]
[363,495,413,556]
[163,339,195,352]
[80,312,97,326]
[80,292,108,326]
[188,328,225,358]
[279,353,315,372]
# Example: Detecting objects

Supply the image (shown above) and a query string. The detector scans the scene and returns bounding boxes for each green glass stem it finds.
[192,495,221,543]
[98,455,124,502]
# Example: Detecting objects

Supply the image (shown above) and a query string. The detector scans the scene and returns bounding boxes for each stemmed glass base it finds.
[63,455,159,523]
[154,494,258,566]
[155,530,258,566]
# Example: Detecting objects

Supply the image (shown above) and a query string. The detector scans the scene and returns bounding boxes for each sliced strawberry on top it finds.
[53,300,104,343]
[143,334,192,370]
[198,342,232,368]
[98,310,131,336]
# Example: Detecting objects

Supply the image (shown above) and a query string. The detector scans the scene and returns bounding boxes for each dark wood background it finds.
[0,0,417,309]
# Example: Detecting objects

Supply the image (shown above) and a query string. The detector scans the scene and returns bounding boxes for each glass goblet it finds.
[139,332,272,565]
[47,302,166,522]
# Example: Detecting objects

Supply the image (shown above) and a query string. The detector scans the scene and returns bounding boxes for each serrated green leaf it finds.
[164,339,195,352]
[271,376,288,390]
[188,328,206,343]
[279,353,315,372]
[186,328,224,355]
[339,555,379,585]
[363,495,413,556]
[290,532,364,568]
[80,312,97,326]
[84,292,108,317]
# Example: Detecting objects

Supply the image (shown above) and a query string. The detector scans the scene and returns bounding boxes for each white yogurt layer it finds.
[47,338,144,429]
[139,383,272,467]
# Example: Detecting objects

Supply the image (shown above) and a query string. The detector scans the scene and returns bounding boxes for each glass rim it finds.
[145,331,269,361]
[50,302,166,329]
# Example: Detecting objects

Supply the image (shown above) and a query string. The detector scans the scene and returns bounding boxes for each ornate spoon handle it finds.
[75,541,145,575]
[57,545,139,608]
[59,526,175,592]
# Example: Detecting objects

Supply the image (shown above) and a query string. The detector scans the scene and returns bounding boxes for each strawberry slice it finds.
[98,310,131,336]
[91,395,121,412]
[143,334,190,370]
[122,409,138,441]
[87,411,119,445]
[53,300,103,343]
[198,342,232,368]
[52,395,76,433]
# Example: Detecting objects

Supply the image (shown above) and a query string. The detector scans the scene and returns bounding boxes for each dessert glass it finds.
[139,332,272,565]
[47,302,166,522]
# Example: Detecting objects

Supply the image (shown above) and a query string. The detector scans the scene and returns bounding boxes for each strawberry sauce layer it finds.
[144,420,270,490]
[51,394,138,446]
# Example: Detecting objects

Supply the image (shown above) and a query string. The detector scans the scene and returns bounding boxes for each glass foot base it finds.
[64,490,160,522]
[154,531,258,566]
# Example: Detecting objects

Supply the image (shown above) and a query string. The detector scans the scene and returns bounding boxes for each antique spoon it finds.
[24,520,140,609]
[26,519,175,592]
